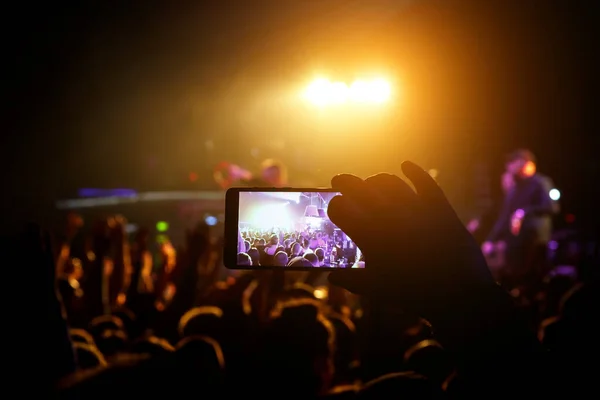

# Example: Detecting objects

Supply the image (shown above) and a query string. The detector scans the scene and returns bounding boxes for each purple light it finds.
[514,209,525,219]
[78,188,137,198]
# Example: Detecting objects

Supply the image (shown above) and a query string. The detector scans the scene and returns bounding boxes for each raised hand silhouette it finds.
[185,222,210,265]
[12,224,76,388]
[327,161,497,323]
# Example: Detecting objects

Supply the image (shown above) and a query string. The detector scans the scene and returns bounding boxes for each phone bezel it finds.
[224,187,347,270]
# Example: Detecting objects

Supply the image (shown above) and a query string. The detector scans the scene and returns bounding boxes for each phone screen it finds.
[228,189,364,269]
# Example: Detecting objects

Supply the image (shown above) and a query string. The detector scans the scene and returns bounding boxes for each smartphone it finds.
[224,187,364,270]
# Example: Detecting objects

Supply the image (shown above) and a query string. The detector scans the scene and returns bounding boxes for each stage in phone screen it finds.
[236,191,364,269]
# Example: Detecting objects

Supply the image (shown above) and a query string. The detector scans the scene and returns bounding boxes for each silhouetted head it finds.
[287,256,313,267]
[268,234,279,246]
[247,247,260,266]
[304,253,320,267]
[291,242,303,256]
[112,308,138,338]
[506,148,536,177]
[358,371,444,399]
[281,282,317,300]
[315,248,325,263]
[89,315,125,340]
[560,281,599,325]
[443,372,466,399]
[178,306,224,341]
[73,343,108,370]
[175,335,225,385]
[261,159,287,187]
[261,299,334,396]
[274,251,289,266]
[404,340,453,385]
[237,252,252,266]
[70,329,95,346]
[130,336,174,357]
[96,329,128,358]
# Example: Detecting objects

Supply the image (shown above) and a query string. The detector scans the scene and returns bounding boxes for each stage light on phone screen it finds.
[549,188,560,201]
[205,215,218,226]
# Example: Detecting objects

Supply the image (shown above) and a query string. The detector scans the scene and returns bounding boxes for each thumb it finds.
[328,270,371,295]
[401,160,457,217]
[401,161,447,203]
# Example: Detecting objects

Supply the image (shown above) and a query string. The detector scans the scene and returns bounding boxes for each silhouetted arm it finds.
[428,284,548,396]
[12,225,76,392]
[486,198,512,242]
[48,286,77,379]
[108,227,132,309]
[325,165,555,395]
[166,228,210,315]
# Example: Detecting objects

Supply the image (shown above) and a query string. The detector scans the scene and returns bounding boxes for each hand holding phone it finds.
[324,163,497,317]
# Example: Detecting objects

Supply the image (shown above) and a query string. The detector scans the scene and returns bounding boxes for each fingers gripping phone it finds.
[224,188,365,270]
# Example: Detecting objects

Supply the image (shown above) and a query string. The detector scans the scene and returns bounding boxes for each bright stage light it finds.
[249,204,291,230]
[305,78,334,106]
[350,78,391,103]
[304,77,392,106]
[549,188,561,201]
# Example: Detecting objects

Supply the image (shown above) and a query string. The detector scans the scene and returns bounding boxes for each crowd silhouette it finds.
[10,161,598,399]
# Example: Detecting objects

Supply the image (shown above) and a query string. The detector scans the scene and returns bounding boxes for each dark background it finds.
[2,0,598,231]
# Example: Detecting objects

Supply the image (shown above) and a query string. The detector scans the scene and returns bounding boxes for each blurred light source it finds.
[549,188,561,201]
[356,78,392,103]
[428,168,439,179]
[313,287,328,300]
[250,204,291,230]
[156,221,169,232]
[125,224,138,234]
[156,234,169,244]
[304,77,391,106]
[205,215,218,226]
[305,78,333,106]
